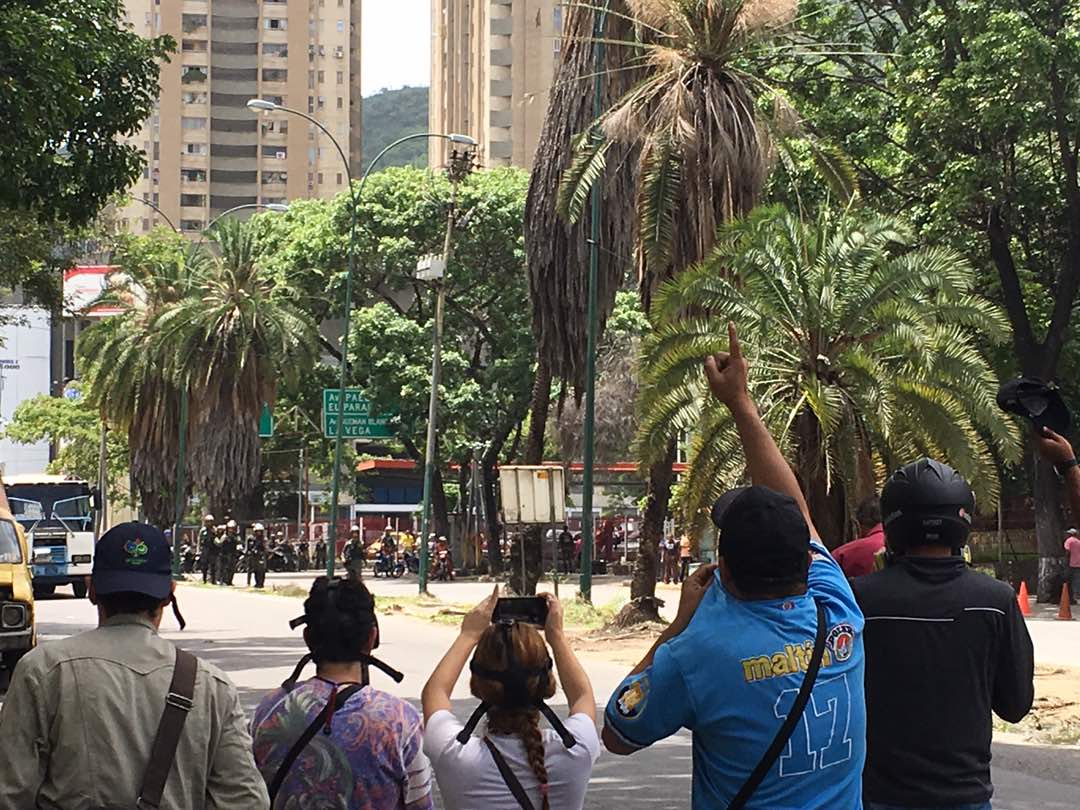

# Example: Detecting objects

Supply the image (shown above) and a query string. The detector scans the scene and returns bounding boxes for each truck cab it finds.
[0,493,35,671]
[3,475,97,599]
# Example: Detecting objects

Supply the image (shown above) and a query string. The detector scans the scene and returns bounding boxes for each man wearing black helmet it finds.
[854,458,1034,809]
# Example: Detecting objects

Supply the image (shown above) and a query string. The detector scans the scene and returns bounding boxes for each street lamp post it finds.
[247,98,476,578]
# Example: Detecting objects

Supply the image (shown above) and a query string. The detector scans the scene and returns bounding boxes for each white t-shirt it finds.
[423,710,601,810]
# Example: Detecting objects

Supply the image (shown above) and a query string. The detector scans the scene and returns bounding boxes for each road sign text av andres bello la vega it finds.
[322,388,394,439]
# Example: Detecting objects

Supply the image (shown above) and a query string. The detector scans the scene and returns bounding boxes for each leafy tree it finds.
[155,219,319,518]
[776,0,1080,597]
[0,0,172,307]
[638,206,1020,543]
[78,229,193,526]
[2,384,128,493]
[260,168,534,572]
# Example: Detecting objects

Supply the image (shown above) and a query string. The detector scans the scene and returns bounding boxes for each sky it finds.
[361,0,430,97]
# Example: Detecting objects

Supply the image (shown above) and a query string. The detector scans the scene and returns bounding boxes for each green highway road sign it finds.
[322,388,394,439]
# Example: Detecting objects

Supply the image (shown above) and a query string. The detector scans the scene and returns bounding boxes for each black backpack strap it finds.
[727,599,828,810]
[481,737,536,810]
[137,648,197,809]
[268,683,365,805]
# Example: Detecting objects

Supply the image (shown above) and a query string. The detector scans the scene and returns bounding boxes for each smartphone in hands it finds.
[492,596,548,626]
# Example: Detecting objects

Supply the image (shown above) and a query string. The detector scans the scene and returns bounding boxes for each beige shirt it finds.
[0,615,269,810]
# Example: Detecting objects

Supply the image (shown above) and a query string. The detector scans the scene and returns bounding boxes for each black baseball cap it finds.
[711,486,811,589]
[92,522,173,600]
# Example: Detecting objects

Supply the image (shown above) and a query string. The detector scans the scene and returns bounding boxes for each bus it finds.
[3,475,97,598]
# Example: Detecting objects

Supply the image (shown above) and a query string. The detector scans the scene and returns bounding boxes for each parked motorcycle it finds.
[403,550,420,575]
[372,552,405,578]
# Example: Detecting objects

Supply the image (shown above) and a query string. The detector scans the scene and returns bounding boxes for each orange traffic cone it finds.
[1017,580,1032,617]
[1057,583,1073,621]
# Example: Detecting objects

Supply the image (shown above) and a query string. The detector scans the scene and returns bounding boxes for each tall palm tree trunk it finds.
[509,359,553,594]
[624,440,677,622]
[796,411,846,547]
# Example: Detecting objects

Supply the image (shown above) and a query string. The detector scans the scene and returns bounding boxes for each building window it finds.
[263,42,288,57]
[182,39,207,52]
[307,96,314,113]
[180,219,203,232]
[262,197,287,205]
[336,70,344,85]
[336,20,345,32]
[180,193,206,207]
[262,171,287,184]
[184,142,208,155]
[317,95,325,110]
[181,116,207,130]
[308,70,315,89]
[263,145,287,158]
[266,95,285,106]
[261,119,288,135]
[142,218,151,231]
[182,65,207,84]
[336,172,343,185]
[182,13,207,33]
[264,17,286,30]
[181,169,207,183]
[182,90,207,104]
[262,68,287,82]
[317,172,324,184]
[336,96,343,110]
[318,70,325,83]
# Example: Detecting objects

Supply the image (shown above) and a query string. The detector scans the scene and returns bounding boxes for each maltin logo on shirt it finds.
[826,623,856,663]
[124,538,150,566]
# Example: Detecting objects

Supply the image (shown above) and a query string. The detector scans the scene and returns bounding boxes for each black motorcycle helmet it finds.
[880,458,975,553]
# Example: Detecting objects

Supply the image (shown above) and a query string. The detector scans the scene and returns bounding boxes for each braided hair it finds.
[302,577,377,663]
[470,623,557,809]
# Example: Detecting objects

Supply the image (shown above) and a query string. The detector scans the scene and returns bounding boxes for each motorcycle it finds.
[432,547,454,582]
[402,550,420,575]
[268,547,298,573]
[372,552,405,578]
[181,544,197,574]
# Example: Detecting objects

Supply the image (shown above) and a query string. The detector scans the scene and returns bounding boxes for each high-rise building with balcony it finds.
[429,0,564,170]
[118,0,362,235]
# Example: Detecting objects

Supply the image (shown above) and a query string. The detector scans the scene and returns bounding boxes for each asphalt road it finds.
[3,581,1079,809]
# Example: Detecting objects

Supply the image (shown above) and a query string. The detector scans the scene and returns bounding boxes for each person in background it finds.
[198,514,215,583]
[251,577,433,809]
[0,523,267,808]
[422,589,601,810]
[558,525,575,575]
[603,323,866,809]
[833,496,886,579]
[342,526,365,581]
[678,534,693,583]
[249,523,269,589]
[314,535,328,571]
[219,520,240,586]
[661,534,679,584]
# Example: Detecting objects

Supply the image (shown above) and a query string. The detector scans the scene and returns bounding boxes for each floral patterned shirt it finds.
[252,677,434,810]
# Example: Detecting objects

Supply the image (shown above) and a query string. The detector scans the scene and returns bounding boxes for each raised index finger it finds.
[727,322,742,361]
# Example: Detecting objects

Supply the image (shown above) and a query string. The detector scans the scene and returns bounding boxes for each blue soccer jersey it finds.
[605,542,866,809]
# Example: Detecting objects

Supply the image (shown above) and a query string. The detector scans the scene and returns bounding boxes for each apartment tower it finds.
[429,0,564,169]
[119,0,362,235]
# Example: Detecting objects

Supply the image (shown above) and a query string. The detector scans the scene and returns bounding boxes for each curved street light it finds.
[246,98,476,580]
[193,202,289,252]
[129,197,179,233]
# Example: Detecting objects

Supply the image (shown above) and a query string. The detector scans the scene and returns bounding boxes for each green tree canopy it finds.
[0,0,171,308]
[638,206,1020,543]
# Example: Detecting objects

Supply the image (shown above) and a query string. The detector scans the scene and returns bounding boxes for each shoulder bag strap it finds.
[481,737,536,810]
[137,648,198,809]
[726,599,828,810]
[267,684,365,805]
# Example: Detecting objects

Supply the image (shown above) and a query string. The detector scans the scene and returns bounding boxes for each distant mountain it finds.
[361,86,430,170]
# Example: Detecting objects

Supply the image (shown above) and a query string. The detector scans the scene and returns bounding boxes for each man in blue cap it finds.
[602,324,866,809]
[0,522,268,808]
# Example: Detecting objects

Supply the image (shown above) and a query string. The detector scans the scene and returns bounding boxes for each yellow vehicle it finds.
[0,484,35,672]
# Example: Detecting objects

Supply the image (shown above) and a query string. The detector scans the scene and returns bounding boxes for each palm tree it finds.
[553,0,851,613]
[637,205,1022,543]
[78,229,196,526]
[154,218,319,517]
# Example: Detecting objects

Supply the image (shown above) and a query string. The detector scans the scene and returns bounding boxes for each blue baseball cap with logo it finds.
[92,522,174,600]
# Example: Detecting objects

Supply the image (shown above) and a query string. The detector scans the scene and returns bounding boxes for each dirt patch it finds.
[995,663,1080,744]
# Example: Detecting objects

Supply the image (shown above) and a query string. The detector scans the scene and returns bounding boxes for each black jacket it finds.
[852,556,1034,805]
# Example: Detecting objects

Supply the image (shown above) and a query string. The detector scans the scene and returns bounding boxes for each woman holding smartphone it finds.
[421,588,600,809]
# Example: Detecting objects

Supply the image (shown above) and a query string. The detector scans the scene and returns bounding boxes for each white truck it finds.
[3,474,98,598]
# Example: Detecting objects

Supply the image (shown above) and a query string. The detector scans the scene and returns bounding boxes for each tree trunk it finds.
[432,466,451,541]
[795,411,846,547]
[1032,446,1068,602]
[630,441,677,621]
[482,458,503,575]
[508,358,553,594]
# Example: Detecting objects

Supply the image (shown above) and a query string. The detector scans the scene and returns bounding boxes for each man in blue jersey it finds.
[603,323,866,809]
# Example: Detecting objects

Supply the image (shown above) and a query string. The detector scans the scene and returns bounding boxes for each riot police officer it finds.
[248,523,269,589]
[197,514,215,583]
[314,536,327,570]
[206,524,224,585]
[297,539,310,571]
[218,519,240,585]
[342,525,365,581]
